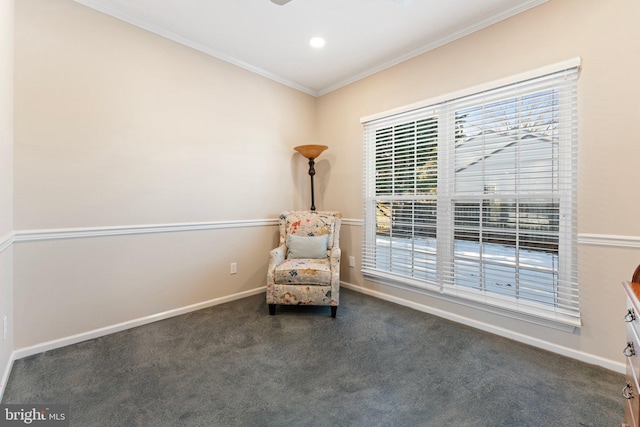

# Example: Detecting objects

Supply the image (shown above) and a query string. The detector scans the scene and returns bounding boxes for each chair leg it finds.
[269,304,276,315]
[331,306,337,318]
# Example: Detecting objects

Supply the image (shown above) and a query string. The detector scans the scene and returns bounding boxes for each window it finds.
[362,62,580,327]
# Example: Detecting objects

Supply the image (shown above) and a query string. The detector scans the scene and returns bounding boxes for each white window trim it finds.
[361,58,581,331]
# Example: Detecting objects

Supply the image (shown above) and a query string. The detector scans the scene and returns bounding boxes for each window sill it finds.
[362,269,580,333]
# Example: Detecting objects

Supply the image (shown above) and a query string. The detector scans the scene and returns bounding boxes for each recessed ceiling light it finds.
[309,37,325,49]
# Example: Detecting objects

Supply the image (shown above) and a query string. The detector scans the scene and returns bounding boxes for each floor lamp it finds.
[294,144,328,211]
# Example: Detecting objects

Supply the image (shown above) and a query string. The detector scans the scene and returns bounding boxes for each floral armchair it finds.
[267,211,342,317]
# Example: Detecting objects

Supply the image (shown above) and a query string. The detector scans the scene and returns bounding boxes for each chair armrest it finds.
[266,245,286,302]
[268,245,286,275]
[330,246,341,269]
[329,247,342,303]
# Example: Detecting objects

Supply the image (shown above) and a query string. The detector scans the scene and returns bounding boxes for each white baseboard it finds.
[13,286,266,361]
[0,350,16,402]
[341,281,625,374]
[1,279,625,402]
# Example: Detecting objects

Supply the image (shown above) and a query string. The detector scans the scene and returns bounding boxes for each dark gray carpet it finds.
[2,288,624,426]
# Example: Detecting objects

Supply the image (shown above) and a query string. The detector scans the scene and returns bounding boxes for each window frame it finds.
[361,59,581,331]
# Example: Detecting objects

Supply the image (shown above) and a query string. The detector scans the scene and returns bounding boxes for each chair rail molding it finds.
[13,219,279,243]
[10,220,640,250]
[342,218,364,227]
[0,231,14,254]
[577,233,640,249]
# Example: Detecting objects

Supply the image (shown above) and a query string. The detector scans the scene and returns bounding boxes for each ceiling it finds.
[74,0,547,96]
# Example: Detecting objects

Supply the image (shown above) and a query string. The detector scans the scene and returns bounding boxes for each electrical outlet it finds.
[230,262,237,275]
[349,256,356,268]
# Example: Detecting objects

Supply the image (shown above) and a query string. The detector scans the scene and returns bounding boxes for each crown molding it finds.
[317,0,549,96]
[72,0,319,97]
[74,0,547,98]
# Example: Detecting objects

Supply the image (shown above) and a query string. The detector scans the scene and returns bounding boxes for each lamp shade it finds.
[294,144,328,159]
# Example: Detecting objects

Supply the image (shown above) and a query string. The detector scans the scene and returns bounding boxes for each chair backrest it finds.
[279,211,342,250]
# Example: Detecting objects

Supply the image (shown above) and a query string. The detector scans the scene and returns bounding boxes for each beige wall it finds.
[12,0,318,348]
[0,0,13,236]
[14,0,317,230]
[317,0,640,366]
[0,0,14,396]
[13,226,278,347]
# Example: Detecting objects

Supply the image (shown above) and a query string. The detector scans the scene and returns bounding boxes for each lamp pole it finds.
[307,156,317,211]
[294,145,328,211]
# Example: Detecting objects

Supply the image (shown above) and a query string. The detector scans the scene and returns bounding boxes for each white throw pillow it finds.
[287,234,329,259]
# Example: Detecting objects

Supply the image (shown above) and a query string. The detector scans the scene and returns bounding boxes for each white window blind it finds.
[362,64,580,327]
